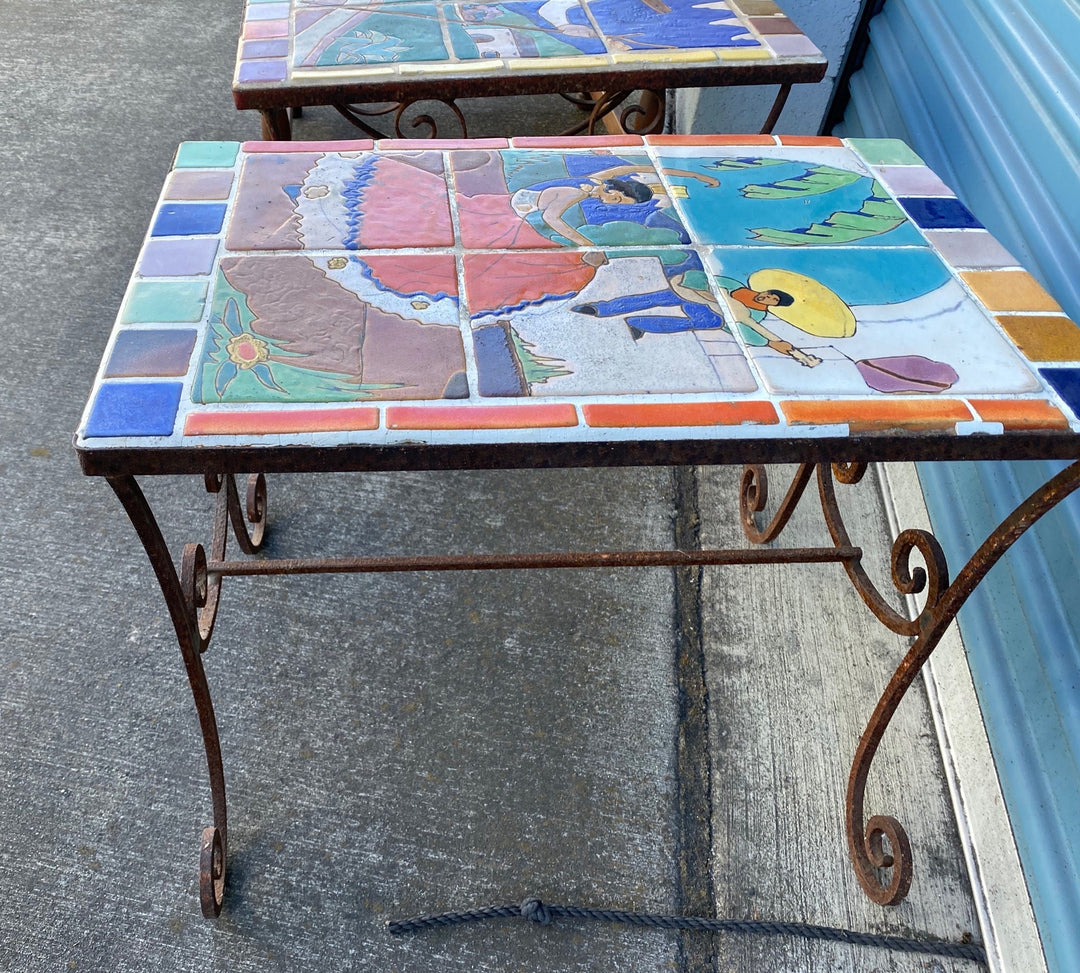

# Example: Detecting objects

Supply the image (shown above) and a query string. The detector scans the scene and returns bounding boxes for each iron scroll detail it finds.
[738,460,1080,906]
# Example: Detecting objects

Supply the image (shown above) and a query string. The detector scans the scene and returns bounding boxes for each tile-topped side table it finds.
[76,135,1080,917]
[233,0,826,139]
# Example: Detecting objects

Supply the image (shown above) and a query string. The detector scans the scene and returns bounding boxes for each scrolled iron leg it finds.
[846,459,1080,904]
[107,474,230,917]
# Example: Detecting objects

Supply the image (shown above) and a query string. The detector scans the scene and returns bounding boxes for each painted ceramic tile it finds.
[293,1,449,67]
[444,1,606,59]
[280,0,778,74]
[464,248,758,396]
[583,0,762,52]
[701,246,1040,396]
[655,149,925,248]
[226,150,453,250]
[451,148,690,248]
[194,254,466,403]
[77,139,1080,453]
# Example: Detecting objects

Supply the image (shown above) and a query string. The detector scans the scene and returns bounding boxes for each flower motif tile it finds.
[195,253,466,403]
[77,138,1080,455]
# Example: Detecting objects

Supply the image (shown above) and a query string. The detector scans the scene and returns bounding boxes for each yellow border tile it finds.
[996,315,1080,362]
[505,55,611,70]
[718,47,771,61]
[961,270,1063,313]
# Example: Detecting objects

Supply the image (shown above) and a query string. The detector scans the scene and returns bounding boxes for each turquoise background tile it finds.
[120,281,208,323]
[175,142,241,168]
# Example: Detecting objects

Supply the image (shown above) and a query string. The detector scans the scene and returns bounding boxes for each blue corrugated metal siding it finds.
[834,2,1080,971]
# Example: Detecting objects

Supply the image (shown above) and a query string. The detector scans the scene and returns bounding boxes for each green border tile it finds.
[120,281,208,323]
[175,142,241,169]
[847,138,925,166]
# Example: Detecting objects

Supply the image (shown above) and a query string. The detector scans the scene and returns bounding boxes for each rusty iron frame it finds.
[245,46,817,140]
[104,458,1080,916]
[268,83,788,139]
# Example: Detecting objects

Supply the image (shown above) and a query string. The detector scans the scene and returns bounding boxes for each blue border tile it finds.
[84,382,183,437]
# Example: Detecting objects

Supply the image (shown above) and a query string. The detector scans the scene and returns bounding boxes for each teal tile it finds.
[120,281,208,323]
[847,138,925,166]
[175,142,241,169]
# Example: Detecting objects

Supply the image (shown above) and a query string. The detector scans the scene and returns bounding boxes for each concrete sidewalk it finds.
[1,3,993,970]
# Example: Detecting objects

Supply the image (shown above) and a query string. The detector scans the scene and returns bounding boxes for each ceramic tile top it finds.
[76,137,1080,455]
[233,0,822,88]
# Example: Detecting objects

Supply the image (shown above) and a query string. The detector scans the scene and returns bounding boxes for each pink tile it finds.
[377,138,510,151]
[185,408,380,436]
[924,230,1019,269]
[240,140,376,153]
[243,19,289,39]
[766,34,821,56]
[164,170,234,200]
[873,165,954,196]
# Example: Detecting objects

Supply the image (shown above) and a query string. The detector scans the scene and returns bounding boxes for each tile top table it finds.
[75,135,1080,919]
[76,135,1080,475]
[232,0,827,139]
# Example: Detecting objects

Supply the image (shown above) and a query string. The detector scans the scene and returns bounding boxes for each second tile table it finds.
[233,0,826,138]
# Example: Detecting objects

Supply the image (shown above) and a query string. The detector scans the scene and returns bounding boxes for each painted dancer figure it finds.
[511,162,717,246]
[572,266,822,366]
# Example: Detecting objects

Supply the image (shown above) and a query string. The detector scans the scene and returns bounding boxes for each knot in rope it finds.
[520,897,552,926]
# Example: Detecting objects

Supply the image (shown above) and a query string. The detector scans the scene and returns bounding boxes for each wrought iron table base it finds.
[258,83,791,140]
[107,458,1080,916]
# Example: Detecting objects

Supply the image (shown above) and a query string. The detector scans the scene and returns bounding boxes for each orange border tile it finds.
[185,408,379,436]
[582,401,778,427]
[513,136,644,148]
[386,403,578,429]
[968,399,1070,430]
[781,399,971,431]
[777,135,844,146]
[646,134,776,146]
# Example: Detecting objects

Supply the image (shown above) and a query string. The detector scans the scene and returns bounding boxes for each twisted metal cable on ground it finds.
[387,897,986,964]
